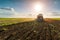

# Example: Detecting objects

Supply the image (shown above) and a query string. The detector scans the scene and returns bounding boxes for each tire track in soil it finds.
[0,21,59,40]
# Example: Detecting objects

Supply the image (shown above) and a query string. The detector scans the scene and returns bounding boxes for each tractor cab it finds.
[37,14,44,22]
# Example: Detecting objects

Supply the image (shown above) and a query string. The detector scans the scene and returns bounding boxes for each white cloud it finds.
[0,7,32,18]
[52,12,60,16]
[42,12,60,18]
[0,7,18,18]
[0,7,60,18]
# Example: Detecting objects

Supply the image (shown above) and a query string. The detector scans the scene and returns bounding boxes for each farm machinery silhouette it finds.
[36,14,44,22]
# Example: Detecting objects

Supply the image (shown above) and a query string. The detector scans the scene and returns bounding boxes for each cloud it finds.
[0,7,60,18]
[0,7,30,18]
[45,12,60,16]
[0,7,18,18]
[52,12,60,16]
[0,8,14,11]
[40,11,60,18]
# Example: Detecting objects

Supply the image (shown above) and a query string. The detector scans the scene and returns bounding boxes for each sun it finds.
[32,2,44,18]
[34,3,43,12]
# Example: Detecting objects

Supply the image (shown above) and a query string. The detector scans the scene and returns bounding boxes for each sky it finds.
[0,0,60,18]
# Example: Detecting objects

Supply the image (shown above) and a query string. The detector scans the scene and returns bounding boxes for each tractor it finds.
[36,14,44,22]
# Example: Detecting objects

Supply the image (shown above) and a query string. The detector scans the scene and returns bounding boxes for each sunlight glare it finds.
[34,3,43,12]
